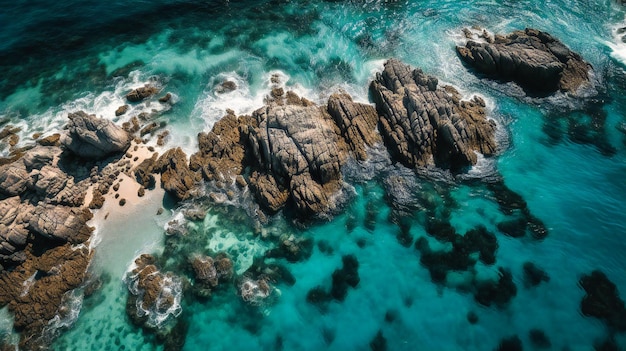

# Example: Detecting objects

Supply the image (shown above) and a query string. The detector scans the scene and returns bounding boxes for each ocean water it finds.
[2,0,626,350]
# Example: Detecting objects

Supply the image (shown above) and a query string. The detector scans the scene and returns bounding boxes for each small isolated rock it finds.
[119,198,126,206]
[126,85,159,102]
[137,186,145,197]
[158,93,172,103]
[115,105,129,116]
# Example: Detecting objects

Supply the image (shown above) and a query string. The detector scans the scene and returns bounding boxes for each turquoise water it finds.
[2,0,626,350]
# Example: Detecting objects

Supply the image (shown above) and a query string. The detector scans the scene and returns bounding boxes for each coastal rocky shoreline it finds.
[0,27,622,349]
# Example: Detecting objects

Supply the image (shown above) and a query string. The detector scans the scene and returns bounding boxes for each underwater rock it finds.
[495,335,523,351]
[126,84,160,102]
[330,254,360,301]
[61,111,131,159]
[529,329,551,349]
[326,92,381,161]
[369,59,497,172]
[457,28,592,94]
[239,276,272,305]
[191,254,233,288]
[266,236,313,263]
[474,267,517,308]
[126,254,183,329]
[522,262,550,288]
[579,270,626,331]
[370,330,388,351]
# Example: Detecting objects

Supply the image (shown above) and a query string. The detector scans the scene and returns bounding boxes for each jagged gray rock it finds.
[28,205,93,244]
[61,111,131,159]
[327,93,381,161]
[369,59,497,172]
[0,197,32,259]
[456,28,592,94]
[0,161,31,196]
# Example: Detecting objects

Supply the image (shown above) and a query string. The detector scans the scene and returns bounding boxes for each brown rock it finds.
[115,105,129,116]
[28,205,94,244]
[126,85,160,102]
[248,172,289,213]
[155,148,199,201]
[158,93,172,103]
[137,186,145,197]
[37,133,60,146]
[189,111,255,182]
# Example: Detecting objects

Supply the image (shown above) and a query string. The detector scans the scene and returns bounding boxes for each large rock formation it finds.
[0,243,92,350]
[370,59,497,172]
[246,93,345,215]
[28,205,93,244]
[456,28,592,94]
[61,111,131,159]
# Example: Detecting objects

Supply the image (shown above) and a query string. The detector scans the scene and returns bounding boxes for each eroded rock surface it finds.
[370,59,497,172]
[246,94,344,215]
[61,111,131,159]
[456,28,592,94]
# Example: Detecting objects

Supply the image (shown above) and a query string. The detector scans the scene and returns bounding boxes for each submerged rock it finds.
[457,28,592,94]
[126,254,183,329]
[579,270,626,331]
[370,59,497,172]
[61,111,131,159]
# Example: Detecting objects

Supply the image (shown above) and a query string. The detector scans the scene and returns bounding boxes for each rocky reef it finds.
[146,59,498,219]
[457,28,592,95]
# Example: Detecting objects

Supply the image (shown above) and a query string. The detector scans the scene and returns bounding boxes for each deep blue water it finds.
[1,0,626,350]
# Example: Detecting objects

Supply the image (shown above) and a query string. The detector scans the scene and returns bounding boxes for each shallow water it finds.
[2,0,626,350]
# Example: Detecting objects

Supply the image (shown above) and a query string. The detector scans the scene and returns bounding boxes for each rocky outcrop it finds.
[61,111,131,159]
[126,85,160,102]
[189,111,256,183]
[246,93,345,215]
[0,197,31,262]
[370,59,497,172]
[28,205,93,244]
[0,243,92,350]
[0,161,32,196]
[155,148,199,201]
[456,28,592,94]
[326,93,381,161]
